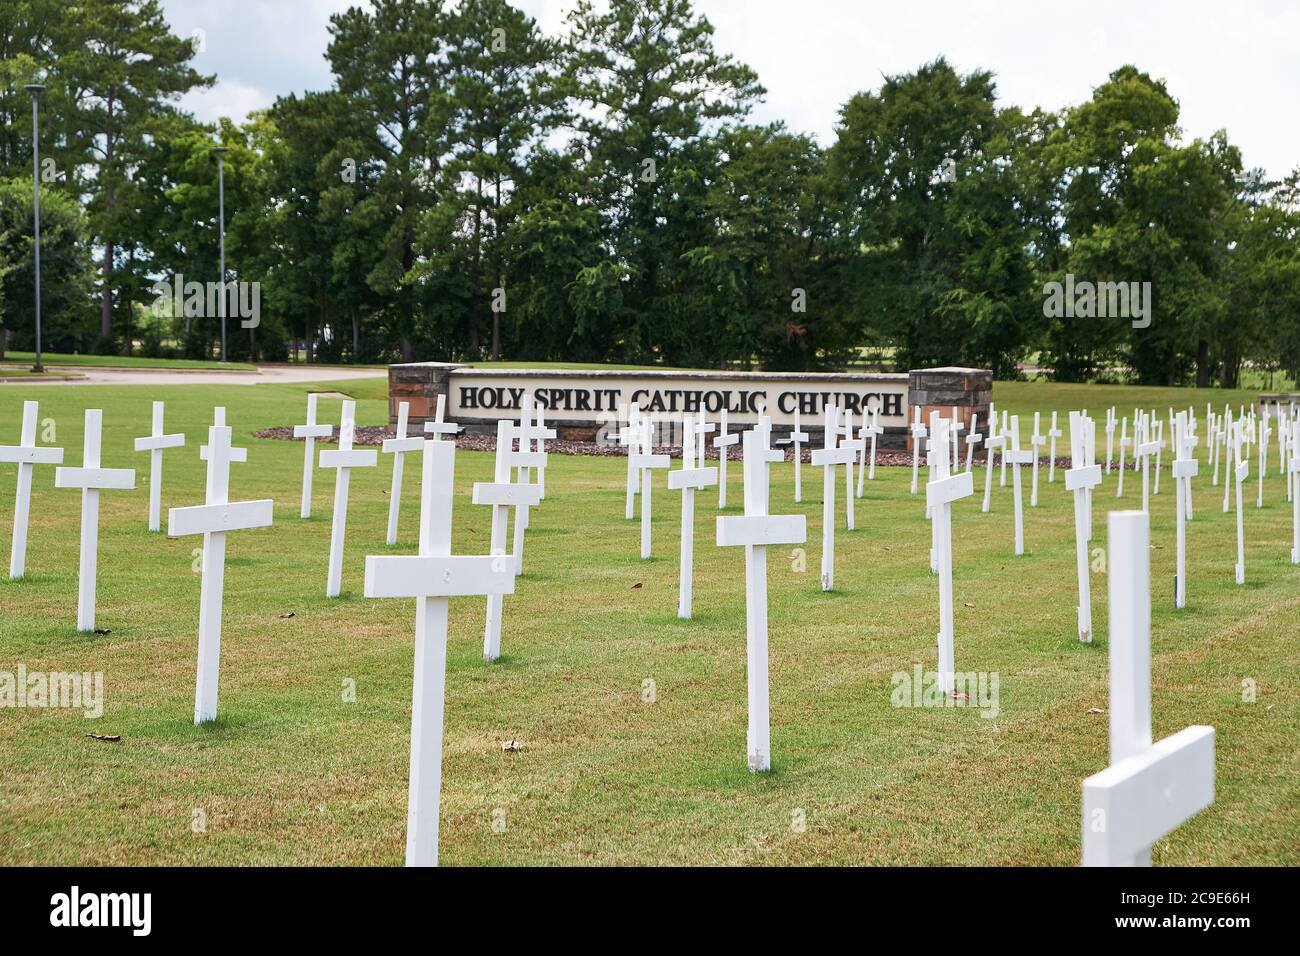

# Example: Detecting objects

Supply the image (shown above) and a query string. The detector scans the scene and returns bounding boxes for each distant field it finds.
[1,352,257,372]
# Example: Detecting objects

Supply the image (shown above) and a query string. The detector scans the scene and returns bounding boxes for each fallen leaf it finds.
[87,734,120,742]
[631,582,643,589]
[964,602,975,608]
[278,612,296,619]
[1087,707,1104,715]
[501,740,523,752]
[93,628,111,636]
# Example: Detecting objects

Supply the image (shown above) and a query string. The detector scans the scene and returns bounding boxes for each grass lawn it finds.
[0,378,1295,865]
[1,351,257,372]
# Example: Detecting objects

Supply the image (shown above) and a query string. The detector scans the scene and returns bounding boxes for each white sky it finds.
[165,0,1299,178]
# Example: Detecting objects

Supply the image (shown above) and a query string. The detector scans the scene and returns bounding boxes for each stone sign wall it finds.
[388,361,992,448]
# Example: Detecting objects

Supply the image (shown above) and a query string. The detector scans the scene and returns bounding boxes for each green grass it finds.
[1,351,257,371]
[0,379,1295,865]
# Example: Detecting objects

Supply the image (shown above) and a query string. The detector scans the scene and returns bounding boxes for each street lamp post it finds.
[213,145,229,363]
[26,84,46,373]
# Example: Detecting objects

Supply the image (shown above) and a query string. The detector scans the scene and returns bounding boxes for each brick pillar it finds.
[907,367,993,452]
[388,362,463,427]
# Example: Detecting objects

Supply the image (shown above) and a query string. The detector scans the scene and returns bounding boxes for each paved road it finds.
[7,365,385,387]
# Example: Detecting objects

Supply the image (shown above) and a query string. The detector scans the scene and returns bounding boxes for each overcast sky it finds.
[164,0,1298,178]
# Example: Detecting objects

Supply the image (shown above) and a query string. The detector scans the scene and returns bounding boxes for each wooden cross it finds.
[620,402,642,519]
[1104,407,1117,474]
[423,394,462,441]
[1171,412,1199,609]
[981,416,1006,514]
[168,423,274,724]
[668,414,718,618]
[1046,411,1062,483]
[811,404,855,591]
[1066,412,1102,642]
[716,428,806,771]
[293,394,333,518]
[319,399,378,597]
[381,401,423,546]
[2,400,63,579]
[1029,412,1046,507]
[926,415,974,692]
[1220,408,1235,514]
[1005,415,1034,555]
[783,408,809,503]
[713,407,740,509]
[1082,509,1215,866]
[473,421,542,662]
[1210,407,1224,486]
[909,406,927,495]
[133,401,185,533]
[1257,412,1271,509]
[200,407,247,464]
[510,400,550,575]
[54,410,136,632]
[999,410,1010,487]
[1230,419,1249,585]
[630,418,671,559]
[364,439,515,865]
[530,404,556,500]
[694,412,715,471]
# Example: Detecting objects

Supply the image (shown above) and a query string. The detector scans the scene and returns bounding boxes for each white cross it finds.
[1230,419,1248,585]
[54,410,136,632]
[1257,412,1271,509]
[909,406,928,495]
[716,428,806,772]
[629,417,671,558]
[694,412,715,471]
[1082,509,1215,866]
[510,399,550,575]
[2,400,63,579]
[293,394,333,518]
[948,407,964,471]
[1065,412,1102,642]
[1135,414,1162,515]
[364,438,515,866]
[861,405,883,487]
[1289,420,1300,564]
[779,407,809,503]
[964,411,981,473]
[200,407,247,464]
[668,414,718,618]
[981,416,1006,514]
[1104,407,1116,474]
[620,402,642,519]
[168,423,274,724]
[382,401,423,546]
[422,393,462,441]
[1029,412,1046,507]
[1220,408,1235,515]
[713,407,740,509]
[926,415,974,693]
[1046,411,1062,483]
[811,404,855,591]
[839,409,864,529]
[132,401,185,533]
[319,399,378,597]
[473,420,542,661]
[1005,415,1034,555]
[1171,412,1199,609]
[1210,408,1224,486]
[999,410,1010,487]
[1115,417,1130,498]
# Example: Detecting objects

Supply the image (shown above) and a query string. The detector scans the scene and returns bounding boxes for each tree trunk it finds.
[0,325,9,361]
[100,243,113,342]
[1195,340,1211,388]
[399,335,414,363]
[351,307,360,363]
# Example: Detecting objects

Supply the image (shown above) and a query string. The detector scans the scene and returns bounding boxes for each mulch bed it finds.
[253,424,1098,469]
